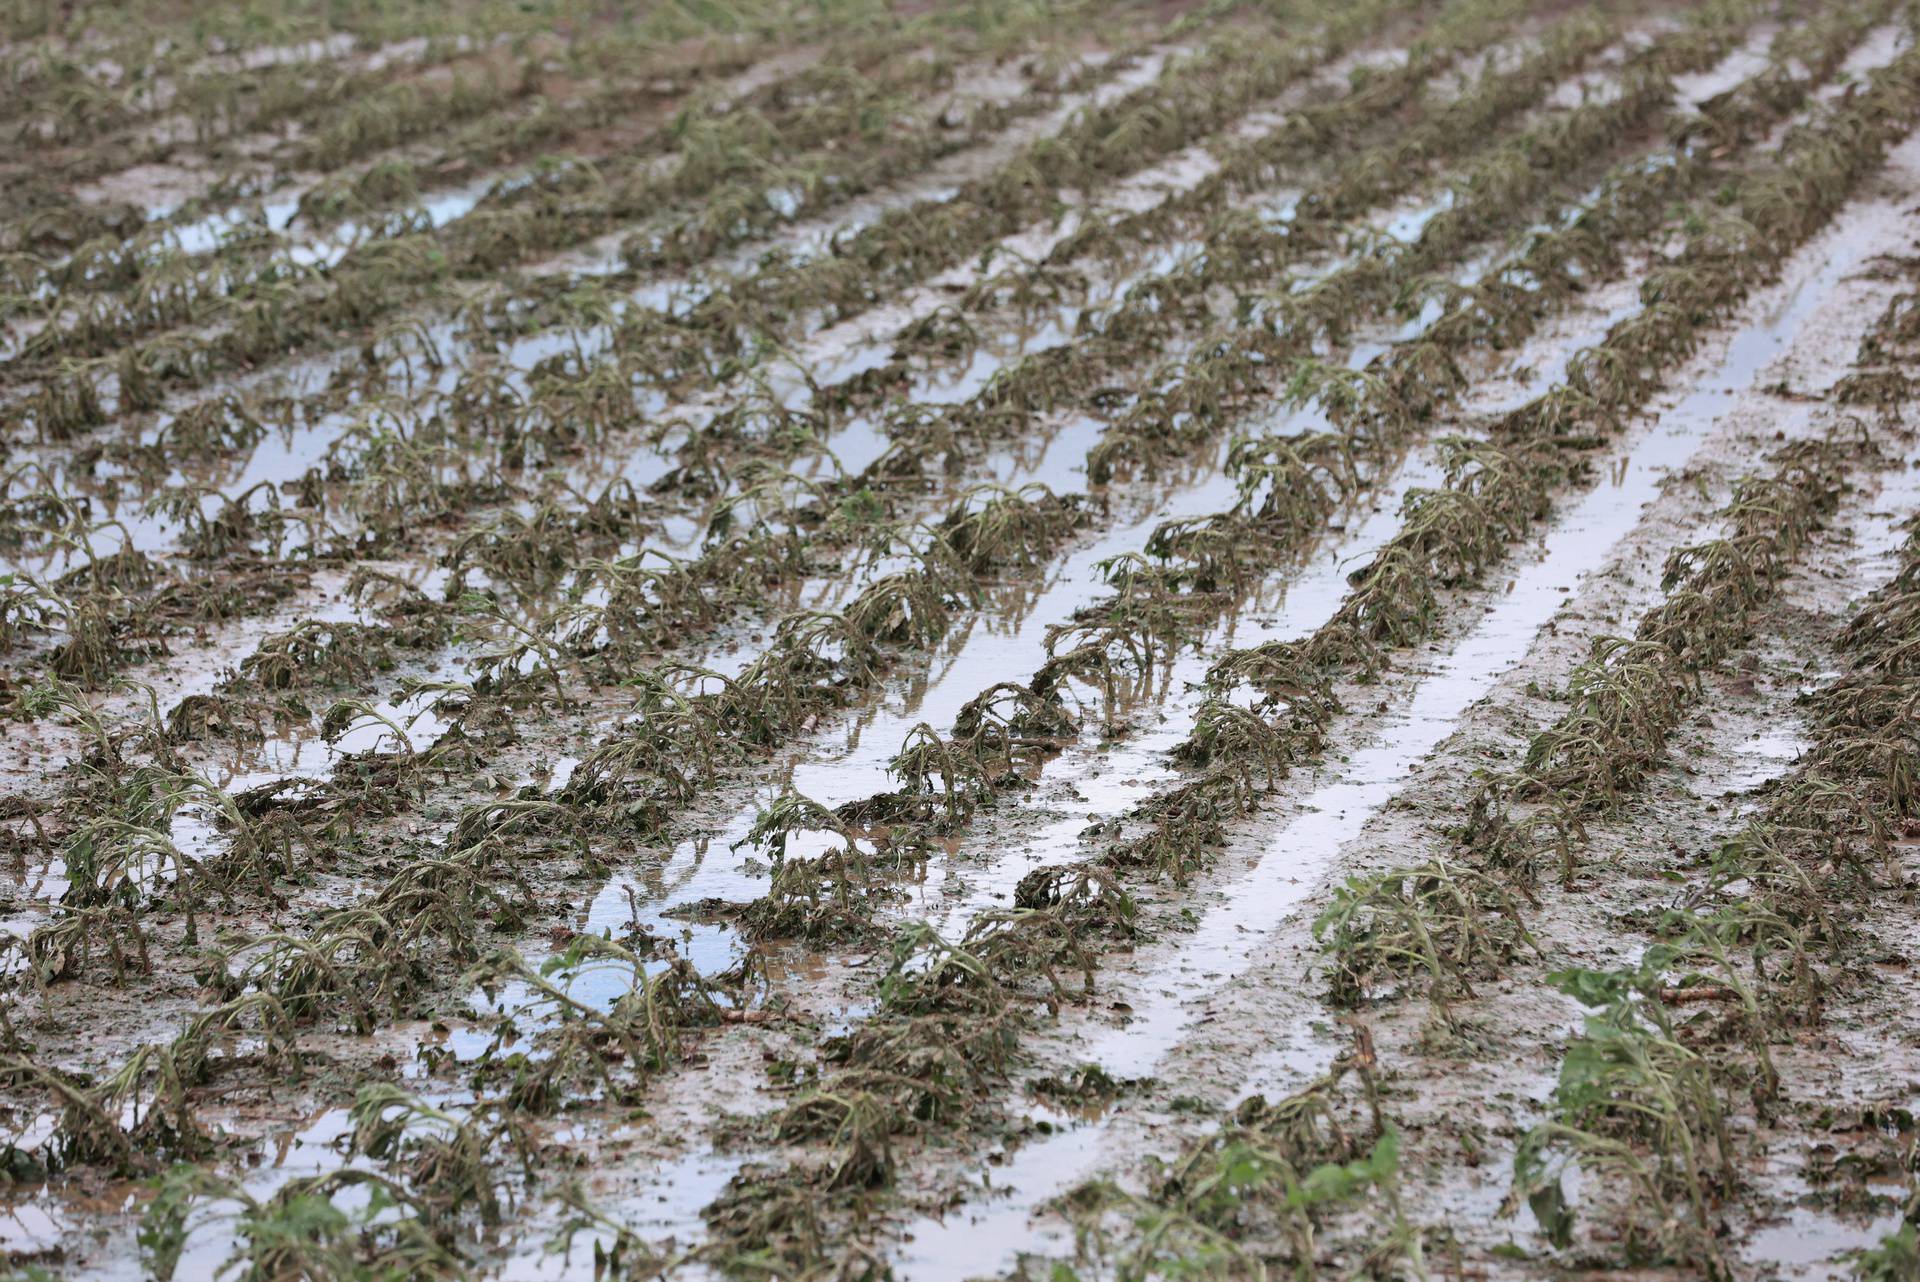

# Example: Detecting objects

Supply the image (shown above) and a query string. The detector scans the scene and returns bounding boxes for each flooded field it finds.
[3,0,1920,1278]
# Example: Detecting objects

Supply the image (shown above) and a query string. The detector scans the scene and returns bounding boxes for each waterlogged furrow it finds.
[0,10,1720,1258]
[1459,449,1862,888]
[0,0,1651,710]
[0,42,1090,396]
[0,0,1660,800]
[9,3,1920,1278]
[652,27,1912,1274]
[1034,400,1882,1280]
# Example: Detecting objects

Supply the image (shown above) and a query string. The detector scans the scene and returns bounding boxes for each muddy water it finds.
[918,441,1447,929]
[572,454,1252,971]
[539,48,1170,282]
[1720,722,1815,796]
[441,126,1692,1041]
[73,1086,511,1282]
[1747,1198,1907,1280]
[5,52,1217,587]
[1671,22,1777,103]
[884,178,1885,1282]
[484,1144,752,1279]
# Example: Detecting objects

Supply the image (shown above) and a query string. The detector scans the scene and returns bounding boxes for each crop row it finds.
[665,24,1917,1276]
[0,2,1904,1274]
[1066,91,1920,1282]
[0,3,1718,1265]
[0,0,1273,421]
[0,0,1605,707]
[0,44,1083,401]
[0,0,1758,1082]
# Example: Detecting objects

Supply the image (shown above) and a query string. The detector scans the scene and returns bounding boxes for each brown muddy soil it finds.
[2,2,1919,1281]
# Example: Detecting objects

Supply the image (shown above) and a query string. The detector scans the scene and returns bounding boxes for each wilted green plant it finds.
[346,1084,534,1227]
[139,1163,466,1282]
[1507,960,1735,1272]
[1058,1029,1417,1282]
[0,1040,201,1173]
[1313,857,1538,1023]
[467,936,728,1109]
[1853,1223,1920,1282]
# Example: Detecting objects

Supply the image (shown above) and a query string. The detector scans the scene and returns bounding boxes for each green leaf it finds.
[1528,1176,1575,1250]
[1546,966,1630,1008]
[1293,1128,1398,1210]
